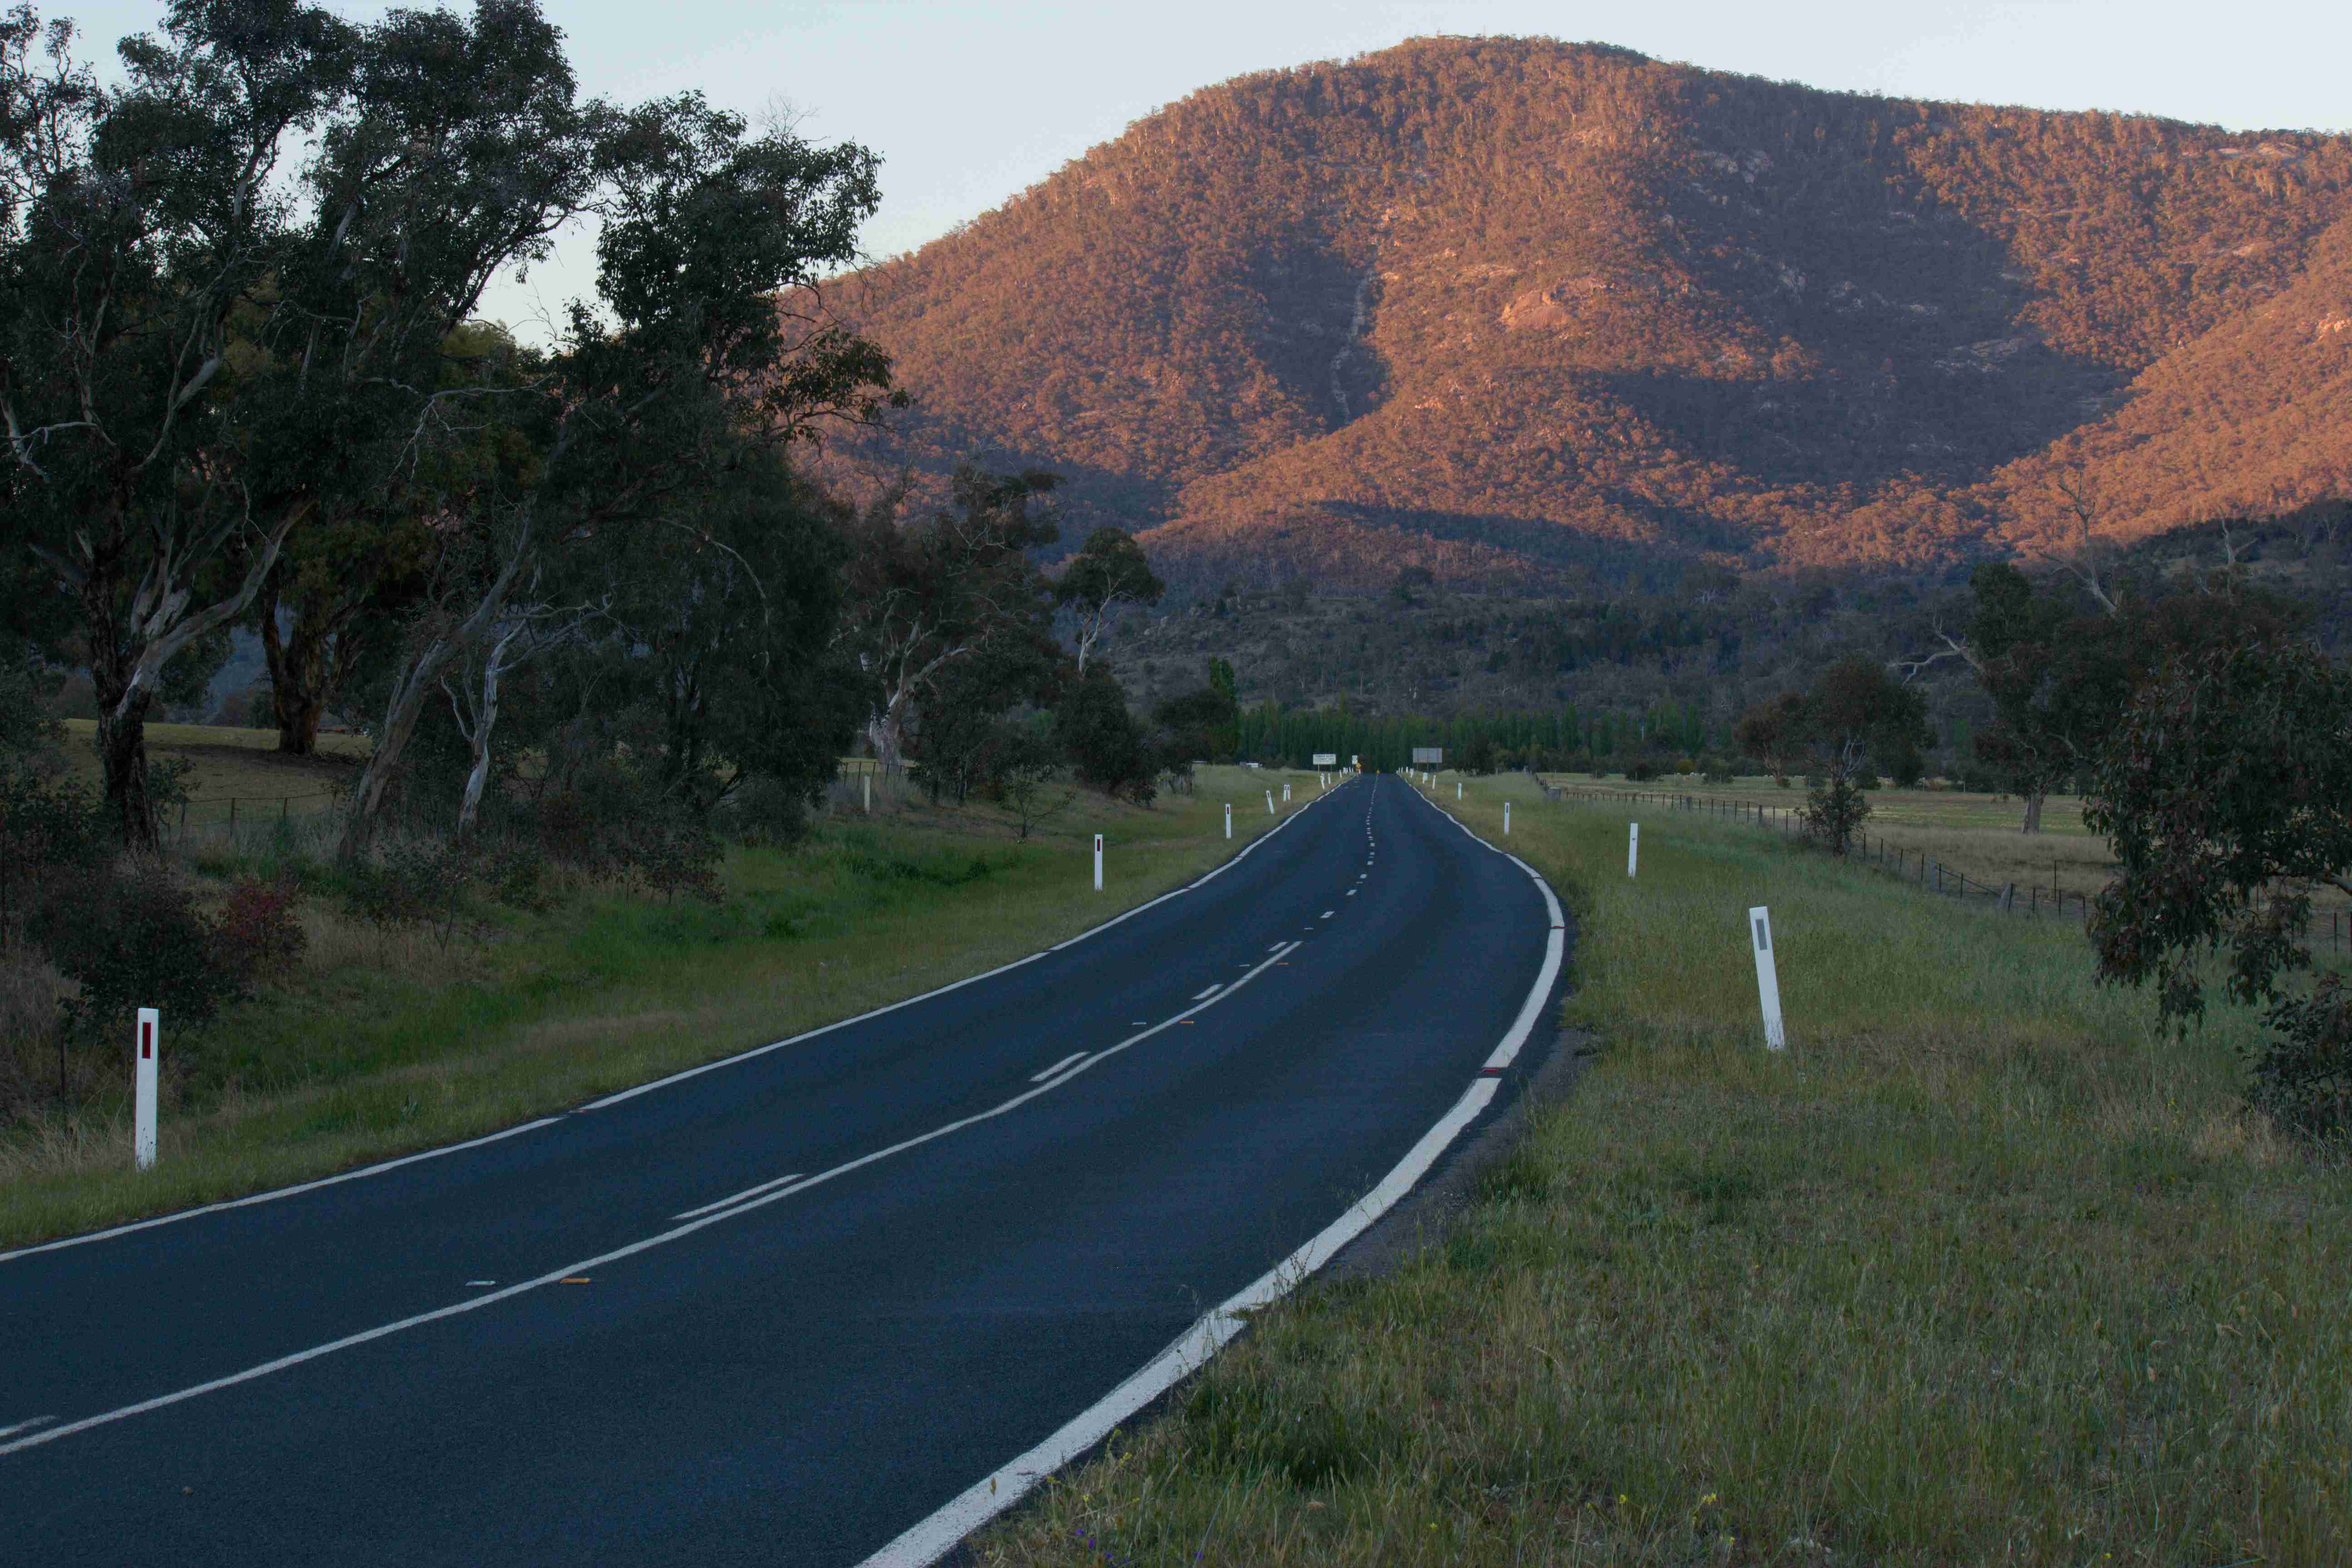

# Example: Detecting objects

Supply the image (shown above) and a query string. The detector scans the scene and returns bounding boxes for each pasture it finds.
[979,772,2352,1567]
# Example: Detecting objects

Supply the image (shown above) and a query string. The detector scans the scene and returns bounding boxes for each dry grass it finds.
[976,773,2352,1567]
[0,766,1331,1248]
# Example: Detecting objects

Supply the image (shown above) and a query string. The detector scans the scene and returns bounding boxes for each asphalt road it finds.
[1,774,1561,1566]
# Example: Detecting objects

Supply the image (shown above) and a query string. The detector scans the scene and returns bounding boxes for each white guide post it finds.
[1283,781,1291,802]
[1749,906,1786,1051]
[1265,789,1274,815]
[1455,780,1462,800]
[134,1006,159,1170]
[862,772,871,814]
[1223,803,1232,840]
[1093,833,1104,892]
[1628,821,1639,878]
[1504,800,1511,834]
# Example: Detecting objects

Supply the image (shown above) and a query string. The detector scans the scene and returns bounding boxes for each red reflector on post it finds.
[142,1022,153,1060]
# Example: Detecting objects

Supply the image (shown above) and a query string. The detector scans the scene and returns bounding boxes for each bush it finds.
[343,841,474,948]
[1,759,106,941]
[37,863,244,1043]
[628,815,722,904]
[212,877,306,983]
[1625,759,1661,782]
[2252,975,2352,1141]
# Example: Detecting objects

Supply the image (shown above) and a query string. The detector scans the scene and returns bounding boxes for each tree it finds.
[839,466,1060,775]
[1054,526,1162,674]
[2086,641,2352,1136]
[1732,691,1807,784]
[3,0,675,841]
[1058,665,1154,803]
[3,1,357,842]
[337,82,896,853]
[1774,657,1930,856]
[1929,558,2308,833]
[997,720,1072,842]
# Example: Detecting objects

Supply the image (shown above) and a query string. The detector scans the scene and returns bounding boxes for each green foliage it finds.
[2086,640,2352,1137]
[1058,666,1156,803]
[1743,657,1929,855]
[36,864,244,1044]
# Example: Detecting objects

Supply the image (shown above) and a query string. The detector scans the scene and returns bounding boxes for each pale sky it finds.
[52,0,2352,337]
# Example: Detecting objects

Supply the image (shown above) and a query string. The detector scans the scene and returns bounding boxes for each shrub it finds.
[2252,975,2352,1141]
[628,816,723,905]
[1625,759,1660,782]
[343,841,474,948]
[37,863,244,1043]
[212,877,306,983]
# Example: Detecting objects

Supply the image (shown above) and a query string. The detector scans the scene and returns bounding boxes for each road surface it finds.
[1,775,1562,1565]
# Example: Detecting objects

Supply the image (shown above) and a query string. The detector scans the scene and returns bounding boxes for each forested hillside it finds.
[804,37,2352,587]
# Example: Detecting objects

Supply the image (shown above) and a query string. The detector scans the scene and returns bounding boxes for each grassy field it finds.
[0,764,1333,1249]
[57,718,368,829]
[1535,772,2352,934]
[976,772,2352,1566]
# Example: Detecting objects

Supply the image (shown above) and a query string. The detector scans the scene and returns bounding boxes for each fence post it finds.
[2001,882,2015,914]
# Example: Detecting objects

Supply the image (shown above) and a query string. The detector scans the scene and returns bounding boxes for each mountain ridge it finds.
[800,37,2352,587]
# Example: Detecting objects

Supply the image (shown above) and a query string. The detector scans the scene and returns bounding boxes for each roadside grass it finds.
[0,765,1333,1250]
[976,772,2352,1566]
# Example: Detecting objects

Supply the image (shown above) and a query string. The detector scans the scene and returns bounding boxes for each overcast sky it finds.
[52,0,2352,336]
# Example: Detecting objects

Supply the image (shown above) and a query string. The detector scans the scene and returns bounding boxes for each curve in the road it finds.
[3,775,1566,1568]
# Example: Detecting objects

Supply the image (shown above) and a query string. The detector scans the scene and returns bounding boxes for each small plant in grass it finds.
[211,877,307,983]
[343,842,475,950]
[628,817,723,905]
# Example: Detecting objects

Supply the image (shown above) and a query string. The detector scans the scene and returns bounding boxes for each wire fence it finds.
[168,790,345,853]
[1538,779,2351,956]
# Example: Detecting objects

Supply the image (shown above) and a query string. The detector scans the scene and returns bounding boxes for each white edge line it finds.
[862,776,1565,1568]
[862,1078,1503,1568]
[0,943,1306,1464]
[5,787,1343,1267]
[0,1416,55,1439]
[1029,1053,1088,1084]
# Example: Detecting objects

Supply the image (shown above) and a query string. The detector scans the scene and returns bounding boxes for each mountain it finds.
[803,37,2352,589]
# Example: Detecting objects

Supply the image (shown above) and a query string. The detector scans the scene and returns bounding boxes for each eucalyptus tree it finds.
[839,466,1062,776]
[1054,526,1162,674]
[337,81,897,852]
[1,0,619,842]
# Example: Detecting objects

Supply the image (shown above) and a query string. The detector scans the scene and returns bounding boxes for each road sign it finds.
[1411,747,1443,765]
[1312,752,1337,767]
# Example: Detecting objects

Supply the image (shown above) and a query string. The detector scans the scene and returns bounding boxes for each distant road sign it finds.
[1311,753,1338,766]
[1411,747,1444,765]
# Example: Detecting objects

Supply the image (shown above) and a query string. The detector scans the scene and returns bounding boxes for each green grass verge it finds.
[976,773,2352,1566]
[0,766,1330,1250]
